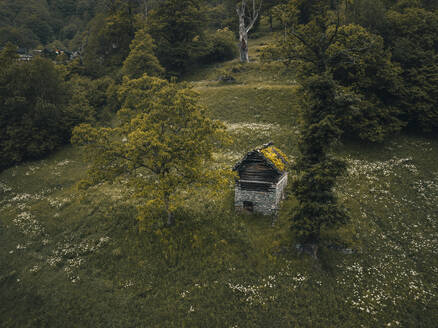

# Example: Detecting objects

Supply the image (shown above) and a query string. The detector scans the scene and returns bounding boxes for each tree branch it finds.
[327,8,341,47]
[245,0,263,33]
[288,29,321,61]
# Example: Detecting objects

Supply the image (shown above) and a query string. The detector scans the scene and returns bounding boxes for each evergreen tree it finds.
[273,3,352,256]
[122,28,164,79]
[291,74,352,256]
[273,2,404,141]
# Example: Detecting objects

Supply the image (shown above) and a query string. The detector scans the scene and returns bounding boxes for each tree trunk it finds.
[238,8,250,62]
[239,32,249,62]
[297,243,319,259]
[310,244,318,259]
[166,210,174,226]
[269,13,273,32]
[236,0,262,63]
[164,194,175,227]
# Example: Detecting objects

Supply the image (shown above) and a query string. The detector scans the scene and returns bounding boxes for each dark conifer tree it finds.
[280,3,352,257]
[148,0,207,76]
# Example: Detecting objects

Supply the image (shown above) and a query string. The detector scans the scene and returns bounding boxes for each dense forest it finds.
[1,0,437,167]
[1,0,438,327]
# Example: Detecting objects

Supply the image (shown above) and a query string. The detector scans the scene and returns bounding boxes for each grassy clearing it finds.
[197,84,298,124]
[186,61,292,86]
[185,32,290,85]
[1,33,438,327]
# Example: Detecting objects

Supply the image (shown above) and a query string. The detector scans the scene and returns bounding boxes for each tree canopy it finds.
[0,44,91,170]
[122,28,164,79]
[72,75,230,228]
[148,0,208,76]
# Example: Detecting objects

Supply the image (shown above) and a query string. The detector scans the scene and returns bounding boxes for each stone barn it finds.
[233,143,289,215]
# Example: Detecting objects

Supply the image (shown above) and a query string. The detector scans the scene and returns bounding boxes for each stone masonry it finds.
[235,173,288,215]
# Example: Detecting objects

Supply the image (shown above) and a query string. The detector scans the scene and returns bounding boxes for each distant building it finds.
[18,54,33,61]
[14,48,32,61]
[233,143,289,215]
[12,48,75,62]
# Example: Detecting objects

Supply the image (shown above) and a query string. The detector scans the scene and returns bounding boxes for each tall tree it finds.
[72,75,229,228]
[272,2,404,142]
[81,0,138,76]
[275,3,352,257]
[148,0,207,76]
[291,74,351,257]
[327,24,404,141]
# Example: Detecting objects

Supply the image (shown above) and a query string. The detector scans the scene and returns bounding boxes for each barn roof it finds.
[233,142,289,174]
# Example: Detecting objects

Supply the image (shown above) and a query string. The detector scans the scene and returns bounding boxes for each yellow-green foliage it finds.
[72,74,231,228]
[122,28,164,79]
[261,146,289,171]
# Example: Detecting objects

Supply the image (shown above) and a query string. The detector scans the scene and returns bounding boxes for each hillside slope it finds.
[1,36,438,327]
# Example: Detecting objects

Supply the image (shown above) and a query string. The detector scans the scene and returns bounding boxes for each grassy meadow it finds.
[1,35,437,327]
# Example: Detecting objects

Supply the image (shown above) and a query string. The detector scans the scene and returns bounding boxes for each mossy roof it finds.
[233,142,289,174]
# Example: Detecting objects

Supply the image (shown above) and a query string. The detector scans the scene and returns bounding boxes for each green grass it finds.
[198,84,298,123]
[1,32,438,327]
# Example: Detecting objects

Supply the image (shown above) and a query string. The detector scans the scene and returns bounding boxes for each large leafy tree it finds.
[81,0,138,76]
[148,0,207,76]
[262,0,288,31]
[0,0,54,46]
[0,0,99,48]
[344,0,389,35]
[72,75,229,228]
[0,44,84,170]
[386,7,438,132]
[327,24,404,141]
[274,3,404,141]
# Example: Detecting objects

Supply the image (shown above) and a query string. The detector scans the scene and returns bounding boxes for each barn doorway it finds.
[243,201,254,212]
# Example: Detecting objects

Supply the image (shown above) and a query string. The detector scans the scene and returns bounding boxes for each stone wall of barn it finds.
[235,173,288,215]
[275,173,288,204]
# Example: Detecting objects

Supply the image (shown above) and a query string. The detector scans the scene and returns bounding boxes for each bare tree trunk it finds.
[239,13,249,62]
[236,0,262,63]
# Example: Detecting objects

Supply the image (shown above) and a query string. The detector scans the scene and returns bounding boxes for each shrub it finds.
[217,69,237,83]
[203,28,238,63]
